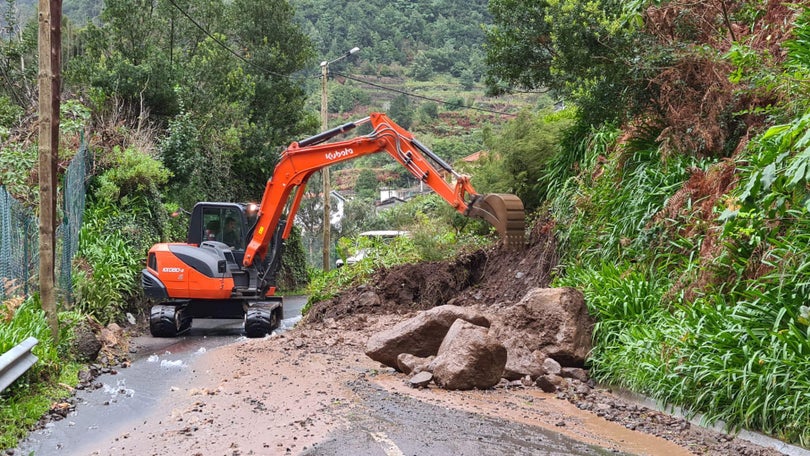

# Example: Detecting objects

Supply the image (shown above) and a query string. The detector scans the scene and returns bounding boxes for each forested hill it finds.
[14,0,492,81]
[292,0,490,78]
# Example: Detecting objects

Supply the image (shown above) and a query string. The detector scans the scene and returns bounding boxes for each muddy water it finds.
[14,297,306,456]
[370,373,694,456]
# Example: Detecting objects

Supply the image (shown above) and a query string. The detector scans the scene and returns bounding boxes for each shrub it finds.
[72,205,142,324]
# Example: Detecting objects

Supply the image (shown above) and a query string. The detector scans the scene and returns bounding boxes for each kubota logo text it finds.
[325,148,354,160]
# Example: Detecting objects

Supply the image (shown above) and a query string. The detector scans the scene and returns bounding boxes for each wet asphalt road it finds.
[306,379,625,456]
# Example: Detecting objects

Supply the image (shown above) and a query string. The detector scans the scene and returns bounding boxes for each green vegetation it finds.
[483,0,810,446]
[305,193,490,309]
[293,0,489,79]
[0,295,81,448]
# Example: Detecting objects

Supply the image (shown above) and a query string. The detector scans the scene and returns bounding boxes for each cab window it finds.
[201,208,245,250]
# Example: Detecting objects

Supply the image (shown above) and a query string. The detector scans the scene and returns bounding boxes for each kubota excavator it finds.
[141,112,525,338]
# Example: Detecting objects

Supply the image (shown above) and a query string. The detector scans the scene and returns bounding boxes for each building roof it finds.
[461,151,488,162]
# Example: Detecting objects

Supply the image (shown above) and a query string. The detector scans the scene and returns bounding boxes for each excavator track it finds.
[149,304,192,337]
[244,300,283,338]
[467,193,526,249]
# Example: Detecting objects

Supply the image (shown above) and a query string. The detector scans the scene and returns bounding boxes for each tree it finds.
[355,168,378,200]
[417,101,438,122]
[388,94,413,129]
[329,84,370,113]
[408,51,434,81]
[484,0,653,127]
[0,0,37,108]
[459,68,476,90]
[474,110,573,211]
[225,0,317,200]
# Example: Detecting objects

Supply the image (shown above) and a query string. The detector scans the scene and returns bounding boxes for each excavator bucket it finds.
[468,193,526,249]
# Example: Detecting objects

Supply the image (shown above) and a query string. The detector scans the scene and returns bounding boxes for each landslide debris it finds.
[305,217,559,325]
[303,218,786,455]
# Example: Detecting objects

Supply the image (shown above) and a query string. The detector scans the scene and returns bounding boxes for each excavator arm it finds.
[243,112,524,267]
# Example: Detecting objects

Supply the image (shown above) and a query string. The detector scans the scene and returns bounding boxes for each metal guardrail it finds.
[0,337,39,393]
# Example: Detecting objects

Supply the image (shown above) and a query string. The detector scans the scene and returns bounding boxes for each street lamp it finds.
[320,46,360,271]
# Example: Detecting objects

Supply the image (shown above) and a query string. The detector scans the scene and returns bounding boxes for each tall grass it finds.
[555,261,672,389]
[557,257,810,445]
[72,204,143,324]
[551,125,707,269]
[550,85,810,444]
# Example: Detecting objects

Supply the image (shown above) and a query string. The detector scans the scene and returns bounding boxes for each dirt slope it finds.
[307,218,559,324]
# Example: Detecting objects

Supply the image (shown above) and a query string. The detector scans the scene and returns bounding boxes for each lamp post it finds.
[320,46,359,271]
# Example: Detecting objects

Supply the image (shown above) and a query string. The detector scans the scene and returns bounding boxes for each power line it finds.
[332,71,517,117]
[166,0,518,118]
[166,0,294,80]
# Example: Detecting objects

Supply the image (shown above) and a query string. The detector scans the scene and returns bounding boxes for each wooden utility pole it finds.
[318,47,358,272]
[320,61,330,272]
[38,0,61,342]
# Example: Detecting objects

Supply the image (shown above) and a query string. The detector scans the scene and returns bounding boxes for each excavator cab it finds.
[186,202,260,263]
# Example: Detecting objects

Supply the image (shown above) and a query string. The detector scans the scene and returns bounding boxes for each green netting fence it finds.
[0,143,88,302]
[0,186,38,298]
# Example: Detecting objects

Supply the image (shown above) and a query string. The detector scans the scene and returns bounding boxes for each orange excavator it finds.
[141,112,525,337]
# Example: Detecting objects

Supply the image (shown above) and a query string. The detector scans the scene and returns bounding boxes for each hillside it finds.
[305,0,810,450]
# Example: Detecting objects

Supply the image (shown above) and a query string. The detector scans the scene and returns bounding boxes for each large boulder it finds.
[430,319,506,390]
[491,287,593,369]
[365,305,490,368]
[397,353,434,375]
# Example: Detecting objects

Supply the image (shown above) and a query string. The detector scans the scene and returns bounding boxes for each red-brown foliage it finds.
[641,0,797,157]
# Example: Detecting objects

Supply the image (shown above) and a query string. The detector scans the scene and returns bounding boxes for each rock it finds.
[543,357,562,376]
[430,320,506,390]
[356,291,381,308]
[560,367,589,382]
[99,323,123,348]
[365,305,491,369]
[71,320,102,362]
[397,354,434,375]
[324,318,338,329]
[502,348,547,381]
[574,382,592,395]
[408,371,433,388]
[535,374,566,393]
[491,287,593,367]
[77,369,94,384]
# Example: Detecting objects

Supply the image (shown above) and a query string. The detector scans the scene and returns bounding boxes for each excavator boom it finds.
[244,112,525,267]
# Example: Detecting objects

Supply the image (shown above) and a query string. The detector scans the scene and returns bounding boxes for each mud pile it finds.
[306,218,559,325]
